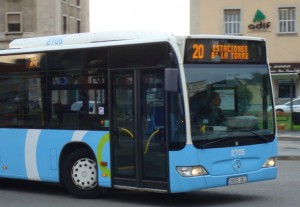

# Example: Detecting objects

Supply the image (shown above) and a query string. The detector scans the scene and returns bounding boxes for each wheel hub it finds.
[71,158,97,190]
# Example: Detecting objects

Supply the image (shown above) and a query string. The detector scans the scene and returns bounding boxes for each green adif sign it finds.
[248,10,271,31]
[253,10,266,22]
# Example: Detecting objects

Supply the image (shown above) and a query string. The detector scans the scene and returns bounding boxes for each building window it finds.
[278,80,296,98]
[224,9,241,35]
[63,16,67,34]
[77,0,80,7]
[278,7,296,33]
[77,20,81,33]
[6,13,22,33]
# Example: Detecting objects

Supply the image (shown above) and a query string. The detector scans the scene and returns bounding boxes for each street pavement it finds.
[277,130,300,160]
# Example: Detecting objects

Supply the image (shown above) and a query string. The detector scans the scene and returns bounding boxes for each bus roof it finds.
[1,31,265,56]
[188,34,265,41]
[8,31,173,49]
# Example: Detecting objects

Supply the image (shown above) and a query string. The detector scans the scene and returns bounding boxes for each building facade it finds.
[0,0,89,50]
[190,0,300,103]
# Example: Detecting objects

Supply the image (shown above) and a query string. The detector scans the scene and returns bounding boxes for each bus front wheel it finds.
[62,148,102,198]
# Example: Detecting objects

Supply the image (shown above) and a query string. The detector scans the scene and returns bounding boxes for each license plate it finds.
[228,176,248,185]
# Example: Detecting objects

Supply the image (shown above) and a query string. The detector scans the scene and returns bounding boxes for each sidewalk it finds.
[277,130,300,160]
[277,130,300,140]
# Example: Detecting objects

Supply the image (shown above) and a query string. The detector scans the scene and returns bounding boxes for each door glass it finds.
[112,73,135,177]
[141,72,166,180]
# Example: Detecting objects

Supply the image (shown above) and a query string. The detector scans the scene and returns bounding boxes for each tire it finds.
[62,148,102,198]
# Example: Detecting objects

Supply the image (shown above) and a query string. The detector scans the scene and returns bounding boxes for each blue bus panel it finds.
[0,128,111,188]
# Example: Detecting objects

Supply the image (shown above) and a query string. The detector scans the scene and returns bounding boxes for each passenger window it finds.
[50,87,107,130]
[47,48,108,130]
[0,75,43,128]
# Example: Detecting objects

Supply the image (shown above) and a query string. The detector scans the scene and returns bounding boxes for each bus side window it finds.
[0,76,43,128]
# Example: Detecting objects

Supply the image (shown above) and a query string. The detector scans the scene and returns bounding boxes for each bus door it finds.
[110,69,168,192]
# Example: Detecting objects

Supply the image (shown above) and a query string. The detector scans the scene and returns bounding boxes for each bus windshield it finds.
[185,64,275,149]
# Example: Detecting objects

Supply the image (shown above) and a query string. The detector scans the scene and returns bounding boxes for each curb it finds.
[277,131,300,139]
[277,156,300,161]
[278,136,300,141]
[277,136,300,142]
[275,135,300,160]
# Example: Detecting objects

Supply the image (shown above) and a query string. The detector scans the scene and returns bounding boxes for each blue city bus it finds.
[0,32,277,198]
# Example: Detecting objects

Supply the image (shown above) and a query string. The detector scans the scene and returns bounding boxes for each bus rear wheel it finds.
[62,148,102,198]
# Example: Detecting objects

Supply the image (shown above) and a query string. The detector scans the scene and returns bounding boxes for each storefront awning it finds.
[270,63,300,80]
[271,72,298,80]
[270,63,300,71]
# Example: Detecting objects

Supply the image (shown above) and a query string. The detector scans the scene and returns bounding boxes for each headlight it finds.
[262,157,277,168]
[176,166,208,177]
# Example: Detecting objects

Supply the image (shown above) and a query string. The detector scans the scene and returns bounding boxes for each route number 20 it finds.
[27,57,40,69]
[192,44,205,59]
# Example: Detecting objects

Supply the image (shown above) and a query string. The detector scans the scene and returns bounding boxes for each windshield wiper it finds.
[199,136,235,149]
[199,129,269,149]
[230,129,269,143]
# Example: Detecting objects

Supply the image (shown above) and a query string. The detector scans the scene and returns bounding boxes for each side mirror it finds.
[165,68,178,92]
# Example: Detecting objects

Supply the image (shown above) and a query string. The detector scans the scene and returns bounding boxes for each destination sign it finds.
[184,39,266,64]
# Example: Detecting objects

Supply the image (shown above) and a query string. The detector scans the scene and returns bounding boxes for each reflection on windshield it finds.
[185,64,275,148]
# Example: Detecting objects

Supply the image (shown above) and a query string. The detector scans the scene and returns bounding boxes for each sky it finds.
[89,0,189,35]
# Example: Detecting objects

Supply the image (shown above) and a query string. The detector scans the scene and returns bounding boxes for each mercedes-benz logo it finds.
[233,159,242,172]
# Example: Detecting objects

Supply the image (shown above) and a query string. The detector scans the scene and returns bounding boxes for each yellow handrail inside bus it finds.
[118,127,160,155]
[119,127,134,139]
[144,129,159,155]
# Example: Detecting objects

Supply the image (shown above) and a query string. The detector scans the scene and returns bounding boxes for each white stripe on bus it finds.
[71,130,88,142]
[25,129,42,181]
